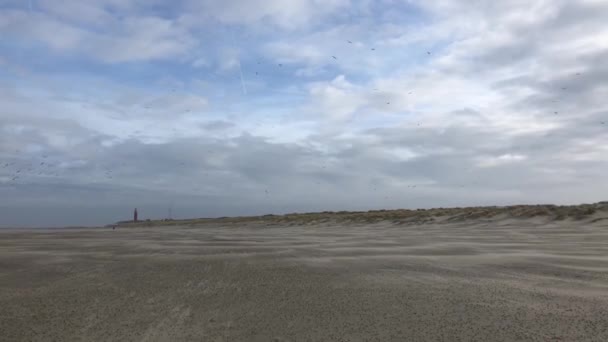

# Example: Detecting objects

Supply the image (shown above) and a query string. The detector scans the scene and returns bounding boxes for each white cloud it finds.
[184,0,350,29]
[37,0,115,25]
[307,75,367,121]
[0,7,195,63]
[192,57,209,68]
[476,154,528,168]
[0,10,86,50]
[295,66,329,77]
[217,48,241,72]
[3,0,608,226]
[93,16,197,63]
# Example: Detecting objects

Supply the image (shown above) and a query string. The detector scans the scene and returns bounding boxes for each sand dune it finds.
[1,203,608,341]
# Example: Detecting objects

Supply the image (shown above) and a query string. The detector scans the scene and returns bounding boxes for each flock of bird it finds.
[1,152,117,184]
[3,150,433,196]
[2,39,606,192]
[2,154,53,182]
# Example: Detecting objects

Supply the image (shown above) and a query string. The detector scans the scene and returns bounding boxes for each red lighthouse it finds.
[134,208,138,222]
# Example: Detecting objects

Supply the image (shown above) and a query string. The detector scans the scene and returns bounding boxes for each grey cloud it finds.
[434,1,608,73]
[201,120,236,131]
[182,0,350,29]
[531,1,608,34]
[502,49,608,120]
[420,1,608,174]
[2,0,608,228]
[1,0,352,65]
[2,120,608,227]
[0,7,196,63]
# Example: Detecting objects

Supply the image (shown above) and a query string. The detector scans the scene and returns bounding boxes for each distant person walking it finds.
[134,208,138,222]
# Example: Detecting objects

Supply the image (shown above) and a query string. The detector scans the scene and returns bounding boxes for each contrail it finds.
[231,31,247,95]
[237,58,247,95]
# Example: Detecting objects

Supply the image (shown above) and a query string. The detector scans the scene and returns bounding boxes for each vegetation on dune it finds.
[113,202,608,228]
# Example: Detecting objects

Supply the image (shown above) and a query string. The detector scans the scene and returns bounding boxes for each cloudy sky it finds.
[1,0,607,227]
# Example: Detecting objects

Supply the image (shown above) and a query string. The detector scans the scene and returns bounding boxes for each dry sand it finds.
[2,208,608,341]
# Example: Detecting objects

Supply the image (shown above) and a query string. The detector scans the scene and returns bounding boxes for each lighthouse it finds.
[134,208,138,222]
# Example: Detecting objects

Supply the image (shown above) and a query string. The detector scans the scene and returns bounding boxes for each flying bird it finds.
[427,51,431,55]
[370,48,375,51]
[347,40,352,44]
[332,56,337,60]
[278,64,282,67]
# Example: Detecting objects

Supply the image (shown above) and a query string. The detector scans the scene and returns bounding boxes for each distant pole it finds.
[134,208,138,222]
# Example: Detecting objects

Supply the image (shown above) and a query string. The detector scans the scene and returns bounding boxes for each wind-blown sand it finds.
[2,204,608,341]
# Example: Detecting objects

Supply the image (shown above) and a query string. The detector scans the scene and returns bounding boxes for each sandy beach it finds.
[2,207,608,341]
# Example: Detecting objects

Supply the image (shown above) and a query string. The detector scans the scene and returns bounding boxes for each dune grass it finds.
[113,202,608,227]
